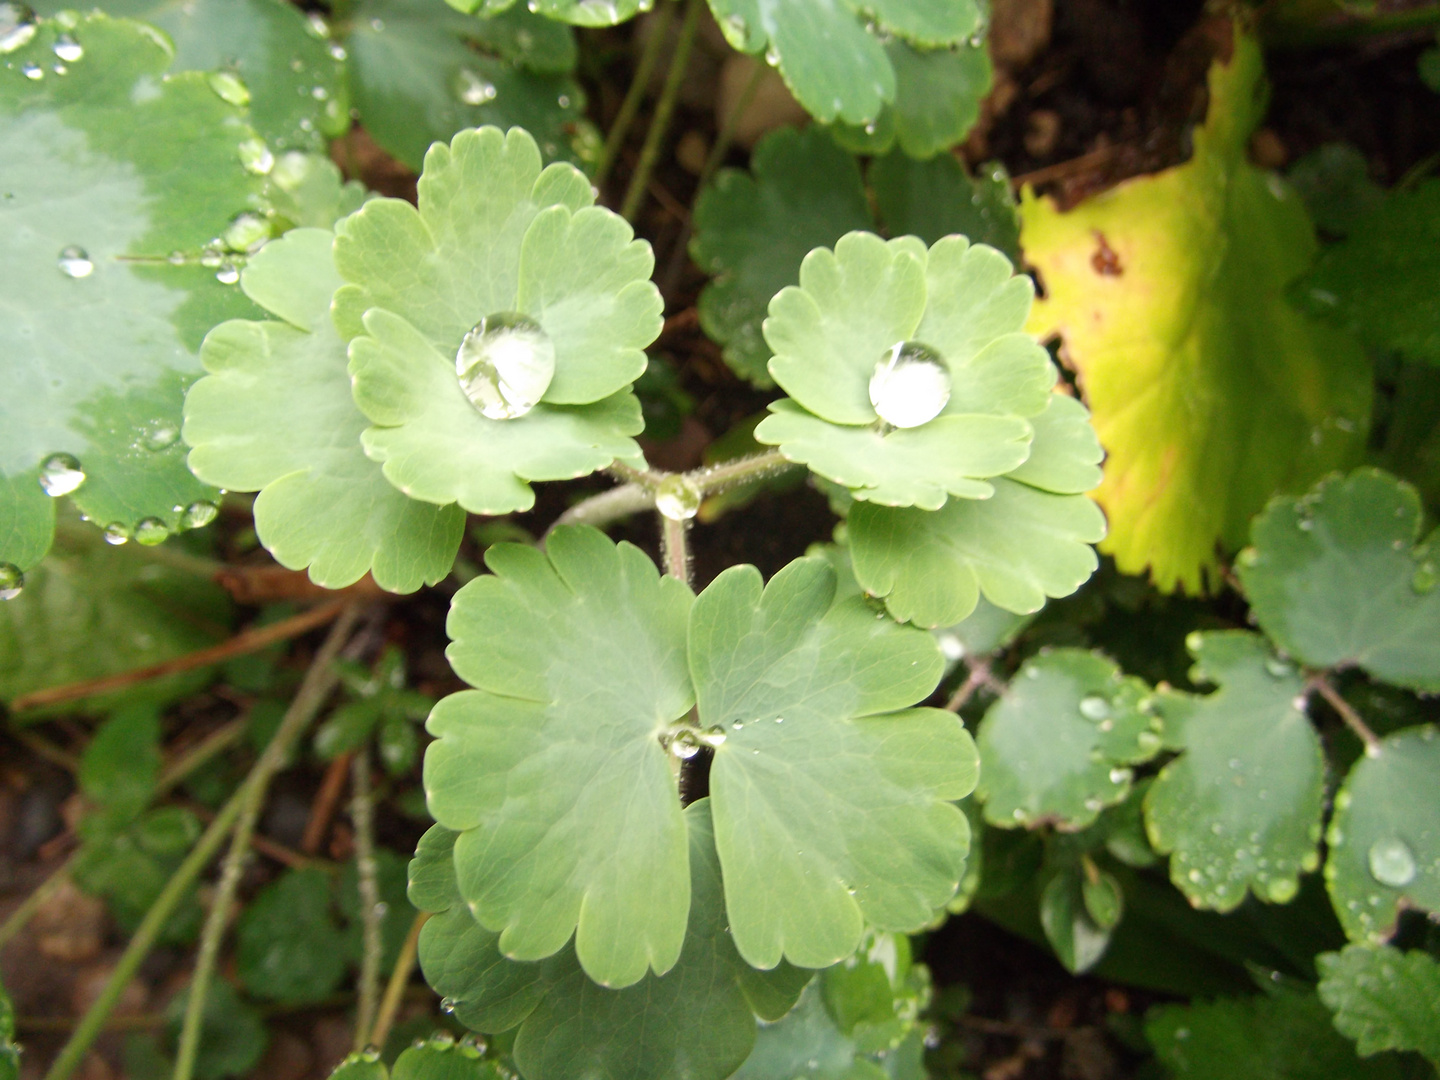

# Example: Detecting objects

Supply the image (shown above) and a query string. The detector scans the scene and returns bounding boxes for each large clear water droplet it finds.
[223,212,269,253]
[453,67,497,105]
[103,522,130,545]
[1078,694,1110,721]
[0,3,36,53]
[19,59,41,78]
[455,312,555,420]
[698,725,727,748]
[655,475,701,521]
[181,500,219,529]
[207,70,250,107]
[238,136,274,175]
[870,341,951,429]
[215,262,240,285]
[134,517,169,546]
[52,32,81,61]
[669,728,701,759]
[1368,837,1417,887]
[0,563,23,601]
[38,452,85,496]
[57,245,93,278]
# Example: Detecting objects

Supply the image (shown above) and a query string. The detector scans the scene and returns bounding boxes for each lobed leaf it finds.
[1317,944,1440,1066]
[869,152,1020,257]
[236,867,348,1004]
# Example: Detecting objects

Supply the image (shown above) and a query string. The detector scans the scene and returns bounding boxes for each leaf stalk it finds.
[620,0,704,222]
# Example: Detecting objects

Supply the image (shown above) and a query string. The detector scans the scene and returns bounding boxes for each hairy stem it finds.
[1308,674,1382,756]
[368,910,429,1051]
[548,482,654,537]
[351,747,382,1053]
[661,513,691,586]
[688,449,797,495]
[593,0,677,187]
[620,0,703,222]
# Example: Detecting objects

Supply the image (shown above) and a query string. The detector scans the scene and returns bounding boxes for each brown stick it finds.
[1308,674,1382,754]
[10,599,349,712]
[302,751,355,855]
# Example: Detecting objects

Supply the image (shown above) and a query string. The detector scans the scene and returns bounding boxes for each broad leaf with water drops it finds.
[443,0,653,27]
[1144,632,1326,912]
[703,0,984,127]
[847,394,1106,628]
[756,232,1056,508]
[690,126,872,388]
[1237,469,1440,693]
[1317,944,1440,1066]
[1324,725,1440,943]
[976,649,1162,831]
[29,0,348,151]
[424,526,695,988]
[409,804,812,1080]
[868,151,1020,257]
[184,228,465,592]
[338,127,658,514]
[0,12,270,577]
[691,556,975,970]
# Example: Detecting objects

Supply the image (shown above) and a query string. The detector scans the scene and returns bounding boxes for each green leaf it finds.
[1317,944,1440,1066]
[425,526,695,988]
[30,0,348,150]
[691,126,873,387]
[0,12,269,572]
[265,151,368,230]
[337,127,656,513]
[329,1053,390,1080]
[820,932,930,1053]
[1237,469,1440,693]
[1146,989,1407,1080]
[1039,868,1113,974]
[1,525,231,717]
[758,232,1057,508]
[829,39,991,160]
[344,0,584,172]
[692,556,974,970]
[1020,29,1372,593]
[392,1041,504,1080]
[161,979,269,1080]
[1324,725,1440,942]
[184,228,465,592]
[410,802,812,1080]
[236,867,348,1004]
[1144,632,1325,911]
[79,705,162,816]
[73,806,204,942]
[703,0,983,126]
[1285,143,1384,240]
[869,152,1020,258]
[1296,179,1440,366]
[0,977,18,1080]
[976,649,1161,830]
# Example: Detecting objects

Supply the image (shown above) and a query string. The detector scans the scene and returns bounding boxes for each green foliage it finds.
[159,980,269,1080]
[868,153,1020,258]
[1038,865,1115,974]
[236,867,349,1003]
[0,977,18,1080]
[78,704,162,816]
[1317,944,1440,1066]
[1286,143,1384,239]
[318,648,434,774]
[73,805,204,941]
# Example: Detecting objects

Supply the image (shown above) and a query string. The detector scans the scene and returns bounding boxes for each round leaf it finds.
[236,867,348,1004]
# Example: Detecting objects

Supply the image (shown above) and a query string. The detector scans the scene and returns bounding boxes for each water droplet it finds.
[655,475,701,521]
[0,563,23,601]
[863,121,877,135]
[133,517,169,546]
[52,32,81,61]
[936,633,964,661]
[453,66,497,105]
[103,522,130,545]
[181,500,219,529]
[223,211,269,253]
[668,728,701,758]
[369,17,384,30]
[310,84,329,100]
[1078,694,1110,721]
[764,45,780,67]
[557,93,571,108]
[328,42,347,60]
[1108,767,1131,785]
[19,59,40,78]
[1368,837,1417,887]
[207,71,250,106]
[774,716,784,723]
[1136,730,1161,753]
[0,3,37,54]
[1264,657,1292,678]
[1413,562,1437,594]
[38,452,85,496]
[870,341,951,428]
[1265,877,1298,903]
[455,312,555,420]
[306,11,330,37]
[238,136,274,175]
[698,725,727,748]
[167,250,186,266]
[215,262,240,285]
[439,996,457,1014]
[140,423,179,451]
[427,1031,456,1050]
[56,244,93,277]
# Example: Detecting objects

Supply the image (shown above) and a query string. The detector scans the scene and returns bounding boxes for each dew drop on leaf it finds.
[0,3,37,53]
[455,312,555,420]
[869,341,951,429]
[237,136,274,175]
[0,563,23,601]
[699,725,727,748]
[1265,877,1298,903]
[103,522,130,545]
[669,728,701,759]
[206,71,250,107]
[141,423,180,452]
[181,500,219,529]
[1367,837,1417,887]
[1413,562,1437,594]
[52,32,81,61]
[453,67,497,106]
[38,452,85,496]
[427,1031,456,1050]
[305,11,329,38]
[1078,694,1110,721]
[215,262,240,285]
[56,245,93,277]
[1263,657,1292,678]
[134,517,169,546]
[655,475,701,521]
[223,212,269,253]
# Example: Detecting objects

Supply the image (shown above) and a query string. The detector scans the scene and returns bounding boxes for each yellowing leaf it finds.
[1020,28,1371,593]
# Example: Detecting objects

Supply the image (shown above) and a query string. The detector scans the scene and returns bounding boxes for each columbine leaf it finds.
[869,152,1020,257]
[703,0,983,126]
[1317,944,1440,1066]
[691,556,975,970]
[442,0,648,26]
[1039,867,1114,974]
[265,151,368,230]
[74,806,204,941]
[410,803,812,1080]
[829,39,991,160]
[1285,143,1384,240]
[1020,27,1371,593]
[424,526,695,988]
[757,232,1055,508]
[1296,179,1440,366]
[1237,469,1440,693]
[1324,725,1440,943]
[184,228,465,592]
[0,12,268,574]
[690,126,872,387]
[236,867,348,1004]
[79,705,161,818]
[976,649,1161,830]
[31,0,347,150]
[1144,632,1325,911]
[344,0,583,172]
[337,127,658,513]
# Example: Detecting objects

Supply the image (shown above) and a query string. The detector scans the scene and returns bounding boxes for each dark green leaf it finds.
[1039,868,1113,974]
[870,152,1020,257]
[1317,944,1440,1066]
[162,979,269,1080]
[236,867,348,1004]
[1286,143,1384,240]
[79,705,162,816]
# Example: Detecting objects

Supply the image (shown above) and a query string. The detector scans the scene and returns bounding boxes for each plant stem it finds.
[945,660,993,713]
[594,0,678,188]
[547,482,654,536]
[368,910,429,1051]
[620,0,703,222]
[1308,674,1382,756]
[156,717,249,796]
[0,855,73,950]
[351,747,382,1053]
[1266,3,1440,47]
[170,603,364,1080]
[660,514,690,586]
[688,449,796,495]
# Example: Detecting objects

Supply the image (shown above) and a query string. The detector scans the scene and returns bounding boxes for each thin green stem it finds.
[170,603,364,1080]
[594,0,678,188]
[368,910,428,1051]
[620,0,704,222]
[0,856,73,950]
[156,717,249,796]
[351,746,382,1052]
[547,482,654,537]
[688,449,796,495]
[660,513,690,586]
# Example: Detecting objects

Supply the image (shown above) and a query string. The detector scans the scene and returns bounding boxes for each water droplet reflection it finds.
[38,452,85,495]
[655,476,701,521]
[455,312,555,420]
[57,245,93,277]
[0,3,37,54]
[1367,837,1416,887]
[0,563,23,601]
[870,341,951,429]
